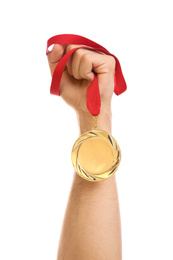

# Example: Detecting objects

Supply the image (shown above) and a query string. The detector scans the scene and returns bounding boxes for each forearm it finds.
[57,109,122,260]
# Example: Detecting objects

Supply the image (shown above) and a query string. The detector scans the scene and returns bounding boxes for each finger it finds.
[66,46,112,82]
[66,54,73,76]
[71,49,85,80]
[66,46,95,81]
[79,52,95,82]
[66,44,85,78]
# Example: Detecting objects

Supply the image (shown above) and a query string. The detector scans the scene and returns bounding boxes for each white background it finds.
[0,0,173,259]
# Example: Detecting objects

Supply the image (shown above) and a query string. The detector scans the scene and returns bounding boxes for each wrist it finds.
[76,105,112,134]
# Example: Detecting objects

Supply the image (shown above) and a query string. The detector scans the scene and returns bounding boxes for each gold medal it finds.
[71,117,121,182]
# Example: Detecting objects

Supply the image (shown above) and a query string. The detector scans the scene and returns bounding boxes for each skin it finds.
[47,43,122,260]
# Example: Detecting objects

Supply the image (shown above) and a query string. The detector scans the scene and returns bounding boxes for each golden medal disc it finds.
[71,117,121,182]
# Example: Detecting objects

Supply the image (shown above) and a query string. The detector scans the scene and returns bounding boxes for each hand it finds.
[47,44,116,114]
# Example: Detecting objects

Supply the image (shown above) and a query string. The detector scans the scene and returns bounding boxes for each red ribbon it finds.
[46,34,127,116]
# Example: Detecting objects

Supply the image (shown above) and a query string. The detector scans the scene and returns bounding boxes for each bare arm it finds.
[47,44,122,260]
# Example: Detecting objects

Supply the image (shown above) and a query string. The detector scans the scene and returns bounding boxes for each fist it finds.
[47,44,116,112]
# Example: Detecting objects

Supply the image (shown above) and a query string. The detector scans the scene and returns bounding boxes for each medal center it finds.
[78,137,114,175]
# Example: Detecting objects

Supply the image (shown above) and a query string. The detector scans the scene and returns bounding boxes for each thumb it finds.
[47,44,67,76]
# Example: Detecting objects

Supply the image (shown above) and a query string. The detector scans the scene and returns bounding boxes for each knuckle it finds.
[66,44,75,53]
[74,49,82,59]
[82,53,91,63]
